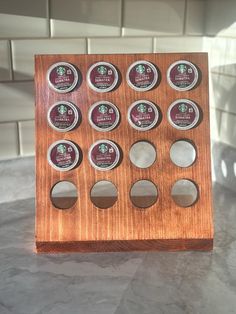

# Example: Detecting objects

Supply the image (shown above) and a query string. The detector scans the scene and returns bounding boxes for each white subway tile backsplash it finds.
[12,39,87,80]
[0,0,235,162]
[220,112,236,148]
[205,0,236,37]
[0,82,34,122]
[19,120,35,156]
[51,20,120,38]
[0,123,18,160]
[154,36,205,52]
[211,73,236,114]
[0,41,11,81]
[123,0,185,36]
[210,108,221,142]
[185,0,206,35]
[50,0,121,37]
[0,0,48,38]
[205,37,236,76]
[88,37,153,54]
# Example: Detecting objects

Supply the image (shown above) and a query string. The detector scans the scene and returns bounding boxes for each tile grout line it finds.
[120,0,125,37]
[218,110,223,139]
[47,0,51,38]
[86,38,89,54]
[211,70,236,79]
[0,79,34,83]
[152,37,156,53]
[202,0,207,36]
[183,0,188,35]
[16,121,21,156]
[0,119,35,125]
[8,40,14,81]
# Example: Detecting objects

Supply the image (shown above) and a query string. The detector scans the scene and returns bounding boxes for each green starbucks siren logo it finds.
[178,103,188,113]
[99,144,108,154]
[137,104,147,113]
[177,64,187,74]
[57,144,66,154]
[98,105,108,114]
[58,105,67,115]
[56,66,66,76]
[97,66,107,75]
[136,64,145,74]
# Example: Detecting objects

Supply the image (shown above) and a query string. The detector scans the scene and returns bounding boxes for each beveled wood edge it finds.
[35,238,213,253]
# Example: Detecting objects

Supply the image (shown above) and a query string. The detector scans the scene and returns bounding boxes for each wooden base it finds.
[36,239,213,253]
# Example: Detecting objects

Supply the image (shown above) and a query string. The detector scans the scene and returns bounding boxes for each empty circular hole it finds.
[170,140,196,167]
[51,181,77,209]
[129,141,156,168]
[130,180,158,208]
[90,181,118,209]
[171,179,198,207]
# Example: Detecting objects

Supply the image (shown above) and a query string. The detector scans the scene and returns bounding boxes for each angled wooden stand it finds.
[35,53,213,253]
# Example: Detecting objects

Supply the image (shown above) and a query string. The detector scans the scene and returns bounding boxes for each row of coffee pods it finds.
[47,139,120,172]
[47,99,200,132]
[47,60,199,93]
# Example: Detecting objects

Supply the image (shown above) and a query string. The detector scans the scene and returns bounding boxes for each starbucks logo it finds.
[99,144,108,154]
[178,103,188,113]
[56,66,66,76]
[177,64,187,74]
[136,64,145,74]
[137,104,147,113]
[98,105,108,114]
[58,105,67,115]
[97,66,107,75]
[57,144,66,154]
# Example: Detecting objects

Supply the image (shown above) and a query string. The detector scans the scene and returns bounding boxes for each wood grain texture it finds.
[35,53,214,253]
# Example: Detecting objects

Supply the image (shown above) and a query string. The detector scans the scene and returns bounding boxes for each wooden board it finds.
[35,53,214,253]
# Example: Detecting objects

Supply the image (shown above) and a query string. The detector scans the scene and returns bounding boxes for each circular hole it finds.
[171,179,198,207]
[130,180,158,208]
[129,141,156,168]
[51,181,78,209]
[90,181,118,209]
[170,140,196,167]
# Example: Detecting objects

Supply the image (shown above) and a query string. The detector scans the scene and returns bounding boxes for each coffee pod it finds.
[47,101,80,132]
[167,60,199,91]
[47,62,79,93]
[88,140,120,171]
[47,140,80,171]
[127,100,159,131]
[167,99,200,130]
[87,62,119,93]
[88,101,120,132]
[126,60,158,91]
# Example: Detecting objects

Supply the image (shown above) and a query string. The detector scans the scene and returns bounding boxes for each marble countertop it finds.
[0,182,236,314]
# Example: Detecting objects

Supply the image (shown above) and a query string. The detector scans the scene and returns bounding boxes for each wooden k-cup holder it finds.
[35,53,213,253]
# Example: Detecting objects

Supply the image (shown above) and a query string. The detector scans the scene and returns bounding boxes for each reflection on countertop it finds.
[0,183,235,314]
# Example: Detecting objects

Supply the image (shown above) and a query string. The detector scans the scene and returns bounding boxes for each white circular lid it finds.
[47,101,79,132]
[86,61,119,93]
[47,139,80,171]
[88,139,120,171]
[126,60,158,92]
[167,99,200,130]
[167,60,199,91]
[88,101,120,132]
[127,100,159,131]
[46,62,79,94]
